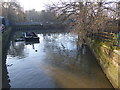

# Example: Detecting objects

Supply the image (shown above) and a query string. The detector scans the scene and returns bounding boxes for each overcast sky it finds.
[18,0,69,11]
[17,0,119,11]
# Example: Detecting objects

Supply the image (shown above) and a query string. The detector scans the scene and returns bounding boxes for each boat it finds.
[24,32,39,42]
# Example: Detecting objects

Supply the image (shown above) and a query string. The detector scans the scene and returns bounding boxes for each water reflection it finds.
[43,34,95,75]
[6,32,113,88]
[8,41,26,59]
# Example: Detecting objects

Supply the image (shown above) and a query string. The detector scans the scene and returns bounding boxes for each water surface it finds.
[6,31,113,88]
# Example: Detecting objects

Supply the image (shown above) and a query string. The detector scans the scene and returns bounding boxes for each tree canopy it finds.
[47,1,119,37]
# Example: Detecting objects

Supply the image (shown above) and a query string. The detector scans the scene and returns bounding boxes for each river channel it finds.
[5,30,113,88]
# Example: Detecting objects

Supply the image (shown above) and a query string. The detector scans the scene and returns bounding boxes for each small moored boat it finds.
[24,32,39,42]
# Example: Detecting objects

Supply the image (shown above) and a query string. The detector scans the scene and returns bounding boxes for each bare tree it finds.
[2,0,26,25]
[47,0,119,45]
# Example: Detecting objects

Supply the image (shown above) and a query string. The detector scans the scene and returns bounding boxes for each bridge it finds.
[12,22,67,31]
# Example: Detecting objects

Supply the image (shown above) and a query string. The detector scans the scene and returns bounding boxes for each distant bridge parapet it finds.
[12,23,66,31]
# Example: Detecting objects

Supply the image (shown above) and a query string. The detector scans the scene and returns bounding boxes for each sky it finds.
[17,0,119,11]
[18,0,63,11]
[18,0,78,11]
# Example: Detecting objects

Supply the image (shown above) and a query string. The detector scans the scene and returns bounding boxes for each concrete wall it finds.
[86,38,120,88]
[2,27,12,88]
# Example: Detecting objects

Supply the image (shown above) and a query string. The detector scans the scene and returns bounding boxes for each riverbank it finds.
[2,27,12,51]
[2,27,12,88]
[0,31,2,89]
[86,37,120,88]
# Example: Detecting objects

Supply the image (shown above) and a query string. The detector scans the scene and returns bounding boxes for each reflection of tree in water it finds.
[43,33,78,66]
[8,41,26,59]
[42,33,98,76]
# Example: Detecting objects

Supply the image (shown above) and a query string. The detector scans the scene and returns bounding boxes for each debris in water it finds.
[7,64,13,67]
